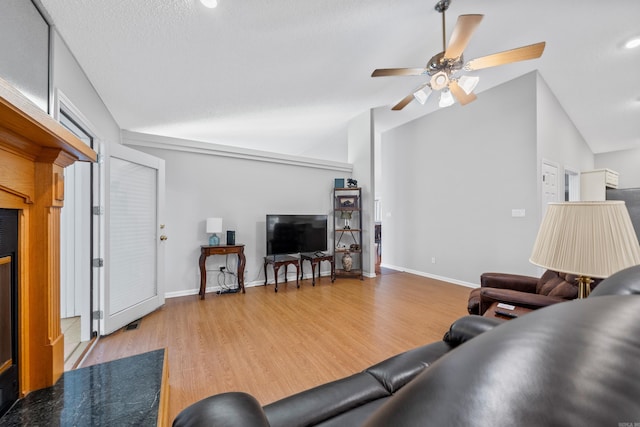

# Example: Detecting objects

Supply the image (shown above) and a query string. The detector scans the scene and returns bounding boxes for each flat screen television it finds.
[266,214,328,256]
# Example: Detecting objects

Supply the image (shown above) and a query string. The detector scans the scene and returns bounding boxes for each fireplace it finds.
[0,77,96,403]
[0,209,18,416]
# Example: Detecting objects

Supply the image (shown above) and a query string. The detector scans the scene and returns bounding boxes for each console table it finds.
[199,245,246,299]
[263,255,299,293]
[300,252,335,285]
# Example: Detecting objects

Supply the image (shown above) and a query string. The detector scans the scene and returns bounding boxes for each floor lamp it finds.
[530,201,640,298]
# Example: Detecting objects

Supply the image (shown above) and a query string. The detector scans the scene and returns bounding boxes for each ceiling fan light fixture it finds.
[413,87,432,105]
[624,37,640,49]
[439,90,455,108]
[458,75,479,95]
[200,0,218,8]
[430,71,450,91]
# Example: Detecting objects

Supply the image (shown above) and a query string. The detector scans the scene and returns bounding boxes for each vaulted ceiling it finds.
[38,0,640,159]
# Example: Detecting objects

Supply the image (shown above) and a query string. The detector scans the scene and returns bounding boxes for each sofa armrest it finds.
[479,287,567,314]
[173,392,270,427]
[480,272,538,293]
[442,315,504,346]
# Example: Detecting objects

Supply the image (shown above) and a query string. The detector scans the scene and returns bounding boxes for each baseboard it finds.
[164,279,286,299]
[379,263,476,288]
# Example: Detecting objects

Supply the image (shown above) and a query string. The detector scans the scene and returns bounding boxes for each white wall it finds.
[381,73,538,285]
[52,31,121,144]
[595,148,640,189]
[124,133,352,296]
[536,72,594,208]
[380,72,594,286]
[347,110,375,276]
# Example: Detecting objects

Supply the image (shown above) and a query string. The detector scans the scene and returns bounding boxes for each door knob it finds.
[160,235,168,241]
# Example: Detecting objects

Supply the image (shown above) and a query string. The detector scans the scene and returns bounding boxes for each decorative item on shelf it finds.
[340,210,352,229]
[350,243,360,251]
[337,196,358,209]
[206,217,222,246]
[334,178,345,188]
[342,252,353,272]
[347,178,358,188]
[530,201,640,298]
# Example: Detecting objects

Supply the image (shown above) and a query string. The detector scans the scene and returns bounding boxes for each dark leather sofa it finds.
[174,265,640,427]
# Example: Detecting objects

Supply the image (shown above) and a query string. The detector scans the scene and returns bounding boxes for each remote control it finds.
[494,310,518,318]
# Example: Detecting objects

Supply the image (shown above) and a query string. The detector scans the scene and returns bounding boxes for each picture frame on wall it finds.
[337,196,358,209]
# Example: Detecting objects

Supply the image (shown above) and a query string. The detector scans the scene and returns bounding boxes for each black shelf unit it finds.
[333,186,363,280]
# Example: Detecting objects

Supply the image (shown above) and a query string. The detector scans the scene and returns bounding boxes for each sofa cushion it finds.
[365,341,451,393]
[264,372,389,427]
[535,270,578,297]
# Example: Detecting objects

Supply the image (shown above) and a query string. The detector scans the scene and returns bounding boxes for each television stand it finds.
[263,255,299,293]
[300,252,335,286]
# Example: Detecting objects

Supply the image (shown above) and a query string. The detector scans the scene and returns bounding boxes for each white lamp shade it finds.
[530,201,640,278]
[413,86,432,105]
[206,217,223,233]
[458,75,479,95]
[439,90,454,108]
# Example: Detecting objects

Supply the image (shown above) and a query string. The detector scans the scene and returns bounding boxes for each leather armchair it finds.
[467,269,587,315]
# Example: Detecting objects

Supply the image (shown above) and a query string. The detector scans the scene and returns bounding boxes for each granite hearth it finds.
[0,349,169,426]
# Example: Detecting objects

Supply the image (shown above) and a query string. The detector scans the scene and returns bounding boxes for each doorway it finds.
[564,168,580,201]
[58,107,97,369]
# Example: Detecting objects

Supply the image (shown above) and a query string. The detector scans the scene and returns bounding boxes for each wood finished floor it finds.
[80,270,472,422]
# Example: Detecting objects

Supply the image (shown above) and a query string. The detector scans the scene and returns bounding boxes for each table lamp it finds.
[206,217,223,246]
[530,201,640,298]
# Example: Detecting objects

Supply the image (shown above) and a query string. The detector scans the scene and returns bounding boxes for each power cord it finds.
[216,258,240,294]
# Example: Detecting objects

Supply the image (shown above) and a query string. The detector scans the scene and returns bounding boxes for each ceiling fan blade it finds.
[465,41,546,71]
[449,80,477,106]
[372,68,426,77]
[392,93,416,110]
[444,14,483,60]
[391,82,431,110]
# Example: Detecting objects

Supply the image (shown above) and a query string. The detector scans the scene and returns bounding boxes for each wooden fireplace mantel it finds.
[0,77,97,395]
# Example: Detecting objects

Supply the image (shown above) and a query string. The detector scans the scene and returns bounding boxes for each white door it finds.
[102,143,165,335]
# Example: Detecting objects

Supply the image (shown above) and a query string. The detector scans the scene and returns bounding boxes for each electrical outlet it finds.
[431,257,436,264]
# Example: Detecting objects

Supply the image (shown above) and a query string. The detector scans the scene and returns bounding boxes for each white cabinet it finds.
[580,169,619,201]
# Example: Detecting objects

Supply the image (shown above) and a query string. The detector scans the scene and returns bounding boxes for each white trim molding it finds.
[122,130,353,173]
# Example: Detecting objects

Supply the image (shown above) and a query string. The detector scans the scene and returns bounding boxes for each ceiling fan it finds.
[372,0,546,110]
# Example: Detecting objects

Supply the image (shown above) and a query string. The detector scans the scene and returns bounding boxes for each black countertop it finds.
[0,349,165,426]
